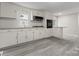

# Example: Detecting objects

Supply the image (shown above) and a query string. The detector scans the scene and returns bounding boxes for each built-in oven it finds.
[47,19,53,28]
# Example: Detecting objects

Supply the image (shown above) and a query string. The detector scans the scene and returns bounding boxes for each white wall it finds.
[58,14,79,40]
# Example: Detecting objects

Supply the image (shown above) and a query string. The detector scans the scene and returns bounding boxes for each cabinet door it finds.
[0,2,17,18]
[0,30,17,48]
[32,10,43,16]
[39,29,46,39]
[34,29,40,40]
[34,29,46,40]
[26,30,34,42]
[17,30,26,44]
[44,29,50,37]
[53,28,63,38]
[17,29,34,44]
[32,10,38,16]
[45,12,53,19]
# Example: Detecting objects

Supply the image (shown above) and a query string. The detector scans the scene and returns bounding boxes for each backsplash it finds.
[0,18,44,28]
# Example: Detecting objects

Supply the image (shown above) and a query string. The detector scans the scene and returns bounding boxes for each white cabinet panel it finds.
[34,29,40,40]
[39,30,45,39]
[17,29,34,44]
[26,30,34,42]
[17,7,30,20]
[0,2,17,18]
[0,30,17,48]
[45,12,53,19]
[39,29,47,39]
[17,30,26,44]
[44,29,51,37]
[52,28,63,38]
[31,10,44,16]
[34,28,53,40]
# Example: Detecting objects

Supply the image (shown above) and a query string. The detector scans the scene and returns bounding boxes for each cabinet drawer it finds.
[0,30,17,48]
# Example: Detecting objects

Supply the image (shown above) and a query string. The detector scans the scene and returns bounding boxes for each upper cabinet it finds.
[17,7,30,20]
[32,10,44,16]
[0,2,31,20]
[0,2,44,20]
[44,12,53,19]
[30,10,44,20]
[0,2,18,18]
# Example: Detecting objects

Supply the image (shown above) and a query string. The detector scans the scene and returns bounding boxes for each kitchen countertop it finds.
[0,27,45,30]
[0,27,64,30]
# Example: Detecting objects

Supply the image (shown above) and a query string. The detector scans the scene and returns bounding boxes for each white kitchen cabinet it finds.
[34,29,40,40]
[39,29,45,39]
[17,29,34,44]
[34,28,53,40]
[47,28,53,37]
[45,12,53,19]
[44,29,51,37]
[39,29,47,39]
[52,16,58,27]
[0,2,18,18]
[34,28,44,40]
[26,29,34,41]
[52,28,63,38]
[31,10,44,16]
[0,30,17,48]
[17,7,30,20]
[17,30,26,44]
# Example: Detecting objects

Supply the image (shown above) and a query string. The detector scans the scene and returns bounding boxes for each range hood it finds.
[33,16,44,21]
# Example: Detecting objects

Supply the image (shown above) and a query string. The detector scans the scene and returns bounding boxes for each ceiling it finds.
[14,2,79,15]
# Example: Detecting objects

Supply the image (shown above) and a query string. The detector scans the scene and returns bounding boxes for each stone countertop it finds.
[0,27,65,30]
[0,27,45,30]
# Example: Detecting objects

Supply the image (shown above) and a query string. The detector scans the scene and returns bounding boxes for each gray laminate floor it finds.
[1,37,79,56]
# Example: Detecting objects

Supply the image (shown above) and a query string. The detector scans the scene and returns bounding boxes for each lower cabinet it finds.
[0,30,17,48]
[33,28,53,40]
[52,28,63,38]
[34,29,40,40]
[0,28,63,49]
[17,29,34,44]
[33,29,45,40]
[39,29,47,39]
[44,29,53,38]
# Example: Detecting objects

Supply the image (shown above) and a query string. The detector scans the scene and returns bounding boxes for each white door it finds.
[0,30,17,48]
